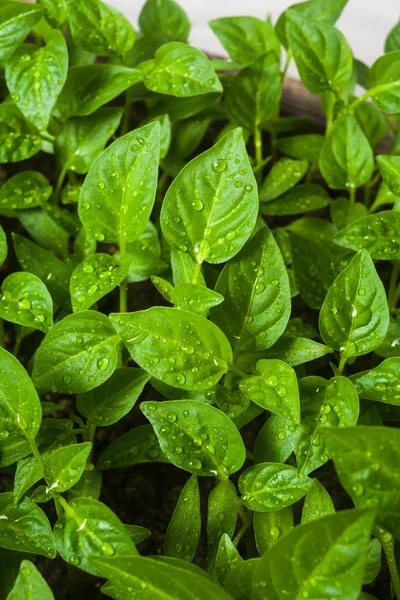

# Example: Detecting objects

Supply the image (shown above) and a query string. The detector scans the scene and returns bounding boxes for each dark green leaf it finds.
[0,171,52,210]
[139,0,190,43]
[97,424,168,470]
[385,21,400,53]
[253,508,293,555]
[301,479,335,524]
[214,534,242,585]
[274,134,324,164]
[207,479,238,566]
[260,184,331,216]
[377,155,400,196]
[260,158,308,203]
[237,337,332,371]
[0,272,53,332]
[6,560,54,600]
[369,51,400,114]
[0,2,43,64]
[350,358,400,406]
[164,475,200,561]
[0,104,41,163]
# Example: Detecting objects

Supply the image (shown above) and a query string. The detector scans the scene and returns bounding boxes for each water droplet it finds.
[191,200,204,211]
[212,159,227,173]
[0,430,9,439]
[101,542,115,556]
[167,412,177,422]
[69,555,80,566]
[97,357,109,371]
[352,482,364,497]
[18,298,31,310]
[187,458,202,470]
[98,182,105,190]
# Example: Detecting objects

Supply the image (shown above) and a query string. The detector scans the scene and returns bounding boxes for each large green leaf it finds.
[160,128,258,265]
[0,2,43,64]
[333,211,400,260]
[369,51,400,114]
[350,358,400,406]
[0,272,53,333]
[0,105,41,163]
[6,560,54,600]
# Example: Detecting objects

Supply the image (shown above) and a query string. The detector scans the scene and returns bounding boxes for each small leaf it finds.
[141,42,222,97]
[369,51,400,114]
[274,134,325,164]
[0,272,53,332]
[37,0,67,28]
[124,221,168,283]
[55,497,137,575]
[0,2,43,64]
[240,359,300,423]
[330,197,367,230]
[55,107,123,174]
[138,0,190,43]
[260,158,308,203]
[110,307,232,391]
[260,184,331,216]
[252,508,376,599]
[70,253,127,312]
[214,534,242,585]
[0,105,41,163]
[364,538,382,585]
[385,20,400,53]
[68,467,102,503]
[77,367,150,426]
[239,463,312,511]
[66,0,135,56]
[253,508,294,555]
[79,122,160,245]
[377,154,400,196]
[160,128,258,265]
[44,442,92,493]
[224,559,260,600]
[319,250,389,358]
[6,560,54,600]
[141,400,245,478]
[172,283,224,314]
[164,475,200,561]
[0,171,52,210]
[209,16,280,66]
[350,358,400,406]
[301,479,335,524]
[32,311,120,394]
[207,479,238,566]
[211,226,291,354]
[0,493,55,558]
[237,337,332,370]
[18,208,70,256]
[97,424,168,470]
[333,210,400,260]
[319,115,374,190]
[5,30,68,130]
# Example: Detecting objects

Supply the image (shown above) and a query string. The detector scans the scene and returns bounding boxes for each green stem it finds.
[227,362,248,378]
[253,155,272,174]
[12,335,22,358]
[375,526,400,600]
[348,186,356,205]
[119,231,128,312]
[233,505,252,547]
[192,262,202,284]
[337,354,347,376]
[254,127,263,185]
[388,262,400,309]
[53,167,67,204]
[121,87,133,136]
[0,319,4,348]
[390,281,400,312]
[281,50,292,81]
[40,131,55,143]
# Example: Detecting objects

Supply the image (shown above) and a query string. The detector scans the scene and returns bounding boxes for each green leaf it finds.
[139,0,190,43]
[323,426,400,537]
[252,508,376,599]
[37,0,67,28]
[0,346,42,443]
[0,493,55,558]
[124,221,167,283]
[55,497,137,575]
[0,104,41,163]
[301,479,335,524]
[369,51,400,114]
[319,250,389,359]
[355,100,388,148]
[171,249,205,287]
[0,272,53,333]
[253,508,294,555]
[18,207,70,256]
[78,122,160,246]
[287,11,353,95]
[56,64,141,119]
[209,17,280,66]
[240,359,300,423]
[91,555,232,599]
[211,226,291,354]
[32,311,120,394]
[141,400,245,478]
[55,107,123,174]
[13,234,71,310]
[239,463,312,511]
[364,538,381,585]
[6,560,54,600]
[274,134,325,164]
[350,358,400,406]
[375,317,400,358]
[0,171,52,210]
[171,283,224,314]
[333,210,400,260]
[161,128,258,265]
[237,337,332,371]
[260,158,308,203]
[97,424,168,470]
[0,2,43,64]
[214,534,242,585]
[70,253,127,312]
[110,307,232,391]
[44,442,92,493]
[68,467,102,503]
[66,0,135,56]
[207,479,238,566]
[5,30,68,130]
[77,367,149,426]
[385,21,400,53]
[0,225,6,266]
[319,115,374,190]
[377,154,400,196]
[330,197,368,230]
[140,42,222,97]
[164,475,200,561]
[224,559,260,600]
[226,53,281,132]
[260,183,331,216]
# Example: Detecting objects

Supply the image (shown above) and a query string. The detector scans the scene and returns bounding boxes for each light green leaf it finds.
[164,475,200,561]
[375,317,400,358]
[319,115,374,190]
[79,122,160,246]
[171,283,224,314]
[377,154,400,196]
[55,107,123,174]
[110,307,232,391]
[0,171,52,210]
[364,539,382,585]
[0,272,53,332]
[207,479,238,567]
[274,134,324,164]
[239,463,312,511]
[211,227,291,354]
[319,250,389,359]
[55,497,137,575]
[301,479,335,524]
[6,560,54,600]
[369,51,400,114]
[77,367,149,426]
[139,0,190,43]
[224,559,260,600]
[0,493,56,558]
[385,21,400,53]
[260,158,308,203]
[0,104,41,163]
[260,184,331,216]
[161,128,258,265]
[44,442,91,493]
[237,337,332,371]
[252,508,375,599]
[330,197,368,230]
[124,221,168,283]
[140,42,222,97]
[66,0,135,56]
[32,311,120,394]
[5,30,68,130]
[37,0,67,28]
[240,359,300,423]
[70,253,127,312]
[350,358,400,406]
[214,534,242,585]
[18,208,70,256]
[0,2,43,64]
[355,100,388,148]
[97,424,168,470]
[141,400,245,478]
[253,508,294,555]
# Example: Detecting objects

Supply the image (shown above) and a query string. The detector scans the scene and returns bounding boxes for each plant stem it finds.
[337,354,347,376]
[40,131,55,143]
[121,87,133,136]
[119,232,128,313]
[254,127,263,185]
[233,505,252,547]
[375,526,400,600]
[0,319,4,348]
[348,186,356,205]
[253,155,272,174]
[281,50,292,81]
[27,433,63,518]
[192,261,202,284]
[12,335,22,358]
[390,282,400,312]
[388,262,400,309]
[53,167,67,204]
